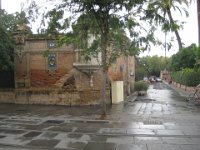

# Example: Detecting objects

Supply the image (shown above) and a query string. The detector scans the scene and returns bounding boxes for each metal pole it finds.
[0,0,1,10]
[165,31,167,59]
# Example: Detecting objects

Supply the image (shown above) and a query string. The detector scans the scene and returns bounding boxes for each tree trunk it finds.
[100,32,108,116]
[166,8,183,50]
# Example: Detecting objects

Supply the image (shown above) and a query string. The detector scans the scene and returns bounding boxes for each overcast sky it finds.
[2,0,198,57]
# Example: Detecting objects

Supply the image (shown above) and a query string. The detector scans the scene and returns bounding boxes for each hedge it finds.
[171,68,200,87]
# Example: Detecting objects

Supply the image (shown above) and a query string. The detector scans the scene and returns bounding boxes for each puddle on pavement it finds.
[143,119,163,125]
[0,135,6,139]
[26,139,60,148]
[0,117,5,120]
[43,120,64,124]
[23,131,42,138]
[39,132,58,139]
[67,134,82,139]
[135,98,156,102]
[0,128,26,134]
[48,126,73,132]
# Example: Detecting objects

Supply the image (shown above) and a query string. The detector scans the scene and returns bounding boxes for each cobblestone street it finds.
[0,82,200,150]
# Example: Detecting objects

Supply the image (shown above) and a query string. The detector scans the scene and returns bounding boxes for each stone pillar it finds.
[13,24,29,88]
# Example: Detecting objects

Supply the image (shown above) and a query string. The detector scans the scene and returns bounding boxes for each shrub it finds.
[134,80,149,91]
[171,68,200,86]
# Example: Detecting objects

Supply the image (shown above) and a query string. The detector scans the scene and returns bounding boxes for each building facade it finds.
[8,27,135,105]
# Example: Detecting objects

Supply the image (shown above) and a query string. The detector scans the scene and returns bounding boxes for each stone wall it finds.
[0,88,111,106]
[0,90,15,103]
[172,82,195,93]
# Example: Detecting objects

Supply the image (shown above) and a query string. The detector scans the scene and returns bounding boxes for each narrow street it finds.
[0,82,200,150]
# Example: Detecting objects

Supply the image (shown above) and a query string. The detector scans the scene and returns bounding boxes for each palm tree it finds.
[147,0,190,50]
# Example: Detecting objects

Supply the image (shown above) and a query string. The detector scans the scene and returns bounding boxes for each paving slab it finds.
[83,142,117,150]
[0,83,200,149]
[127,129,155,135]
[155,129,184,136]
[106,136,134,144]
[23,131,42,138]
[180,144,200,150]
[34,132,58,140]
[74,127,100,133]
[116,144,147,150]
[147,143,182,150]
[134,137,163,144]
[55,140,87,149]
[0,129,26,135]
[48,125,74,132]
[26,139,60,148]
[98,128,127,135]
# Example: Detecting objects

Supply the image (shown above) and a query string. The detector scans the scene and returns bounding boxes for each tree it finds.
[135,67,148,81]
[33,0,154,115]
[146,0,190,50]
[0,10,15,70]
[0,9,31,71]
[139,55,170,77]
[170,44,197,71]
[26,0,191,114]
[0,26,14,70]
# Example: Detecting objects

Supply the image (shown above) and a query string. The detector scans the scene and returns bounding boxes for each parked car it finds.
[143,77,148,81]
[156,77,162,82]
[149,76,155,83]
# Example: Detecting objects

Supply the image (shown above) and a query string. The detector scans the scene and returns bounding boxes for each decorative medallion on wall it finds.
[47,41,57,48]
[15,35,25,45]
[15,45,25,61]
[48,53,57,74]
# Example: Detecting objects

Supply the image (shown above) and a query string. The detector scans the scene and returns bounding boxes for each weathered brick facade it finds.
[11,34,135,105]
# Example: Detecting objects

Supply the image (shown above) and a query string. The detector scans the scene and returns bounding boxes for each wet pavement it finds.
[0,82,200,149]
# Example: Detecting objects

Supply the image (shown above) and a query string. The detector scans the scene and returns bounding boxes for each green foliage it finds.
[0,26,14,70]
[135,67,147,81]
[134,80,149,91]
[196,47,200,59]
[0,9,31,33]
[1,1,42,72]
[170,44,197,71]
[0,9,32,71]
[0,10,15,70]
[139,55,170,77]
[145,0,190,50]
[44,9,69,34]
[171,68,200,86]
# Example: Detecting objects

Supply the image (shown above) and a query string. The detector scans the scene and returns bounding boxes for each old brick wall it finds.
[74,70,102,90]
[15,56,28,79]
[12,37,134,105]
[15,39,75,88]
[30,52,75,87]
[108,56,135,82]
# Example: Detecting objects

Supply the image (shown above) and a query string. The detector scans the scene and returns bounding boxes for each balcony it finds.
[73,49,101,75]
